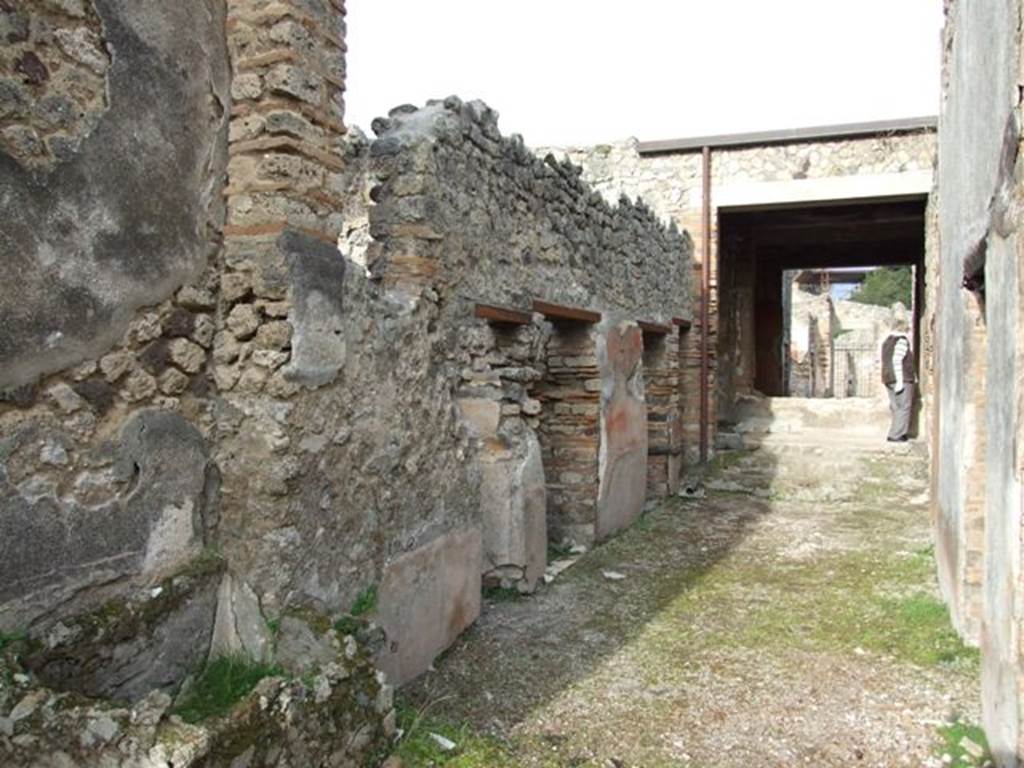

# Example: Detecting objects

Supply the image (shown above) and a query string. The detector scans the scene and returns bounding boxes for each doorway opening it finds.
[716,198,927,427]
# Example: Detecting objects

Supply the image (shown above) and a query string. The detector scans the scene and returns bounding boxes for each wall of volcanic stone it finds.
[361,97,693,681]
[933,0,1024,763]
[0,2,693,706]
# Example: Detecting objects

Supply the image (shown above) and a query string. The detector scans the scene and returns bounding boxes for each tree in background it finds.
[849,266,913,307]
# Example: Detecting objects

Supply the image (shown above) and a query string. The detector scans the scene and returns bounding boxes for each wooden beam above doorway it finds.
[638,320,672,335]
[474,302,533,325]
[532,299,602,324]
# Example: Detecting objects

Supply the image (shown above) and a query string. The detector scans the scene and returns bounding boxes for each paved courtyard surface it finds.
[390,441,983,767]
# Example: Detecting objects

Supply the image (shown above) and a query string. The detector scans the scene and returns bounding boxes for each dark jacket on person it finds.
[881,334,914,385]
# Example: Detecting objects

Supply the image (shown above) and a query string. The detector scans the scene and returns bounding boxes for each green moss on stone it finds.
[333,616,363,636]
[281,605,333,636]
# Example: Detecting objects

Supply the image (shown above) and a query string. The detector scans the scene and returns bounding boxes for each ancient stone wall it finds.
[1,13,693,751]
[546,133,935,216]
[363,101,693,668]
[929,0,996,655]
[831,299,905,399]
[0,0,230,391]
[933,0,1023,763]
[0,0,231,637]
[0,2,403,764]
[787,285,835,398]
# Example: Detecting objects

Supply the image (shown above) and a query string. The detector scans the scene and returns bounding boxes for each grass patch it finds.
[332,584,380,636]
[333,615,362,635]
[838,591,977,667]
[388,701,517,767]
[937,720,992,766]
[0,630,28,654]
[351,584,378,617]
[672,546,978,669]
[482,585,525,603]
[173,655,282,724]
[547,541,575,561]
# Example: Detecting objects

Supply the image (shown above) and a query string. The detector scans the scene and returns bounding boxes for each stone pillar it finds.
[215,0,352,610]
[216,0,350,395]
[457,321,548,593]
[596,319,648,541]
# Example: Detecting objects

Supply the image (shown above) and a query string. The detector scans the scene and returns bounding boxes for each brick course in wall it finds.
[538,323,602,545]
[642,328,684,496]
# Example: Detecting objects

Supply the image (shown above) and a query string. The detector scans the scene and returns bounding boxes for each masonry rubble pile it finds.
[0,1,693,764]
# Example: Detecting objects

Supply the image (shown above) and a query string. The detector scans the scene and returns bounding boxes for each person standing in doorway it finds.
[881,321,915,442]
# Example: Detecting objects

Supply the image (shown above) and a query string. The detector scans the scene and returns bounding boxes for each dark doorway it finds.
[716,198,927,425]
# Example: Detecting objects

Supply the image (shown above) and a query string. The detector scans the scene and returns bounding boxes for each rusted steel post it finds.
[700,145,711,463]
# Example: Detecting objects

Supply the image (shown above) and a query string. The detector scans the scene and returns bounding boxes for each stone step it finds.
[733,394,891,436]
[714,429,745,451]
[705,430,926,499]
[742,431,924,456]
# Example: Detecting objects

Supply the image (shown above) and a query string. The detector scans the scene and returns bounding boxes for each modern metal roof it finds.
[637,116,937,155]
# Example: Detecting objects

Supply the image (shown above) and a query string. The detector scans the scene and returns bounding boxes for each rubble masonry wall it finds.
[934,0,1024,763]
[0,0,694,722]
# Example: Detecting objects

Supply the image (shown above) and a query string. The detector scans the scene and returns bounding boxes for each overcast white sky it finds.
[345,0,943,147]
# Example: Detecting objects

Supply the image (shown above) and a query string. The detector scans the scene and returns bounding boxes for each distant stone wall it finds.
[544,132,936,220]
[832,298,908,399]
[787,286,835,398]
[541,129,936,446]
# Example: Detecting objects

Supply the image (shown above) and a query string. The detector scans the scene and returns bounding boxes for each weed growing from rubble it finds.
[334,584,380,636]
[937,720,992,767]
[0,630,28,654]
[351,584,378,616]
[389,700,515,767]
[173,655,282,724]
[482,585,525,603]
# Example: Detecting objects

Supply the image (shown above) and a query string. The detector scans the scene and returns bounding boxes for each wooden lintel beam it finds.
[532,299,601,324]
[474,302,532,325]
[672,317,693,331]
[638,320,672,335]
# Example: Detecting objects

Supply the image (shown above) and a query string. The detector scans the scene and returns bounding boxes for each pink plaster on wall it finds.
[596,321,649,541]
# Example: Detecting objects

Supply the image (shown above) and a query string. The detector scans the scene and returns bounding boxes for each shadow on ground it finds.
[388,427,980,768]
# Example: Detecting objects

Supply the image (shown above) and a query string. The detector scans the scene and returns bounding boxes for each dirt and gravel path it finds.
[391,444,983,767]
